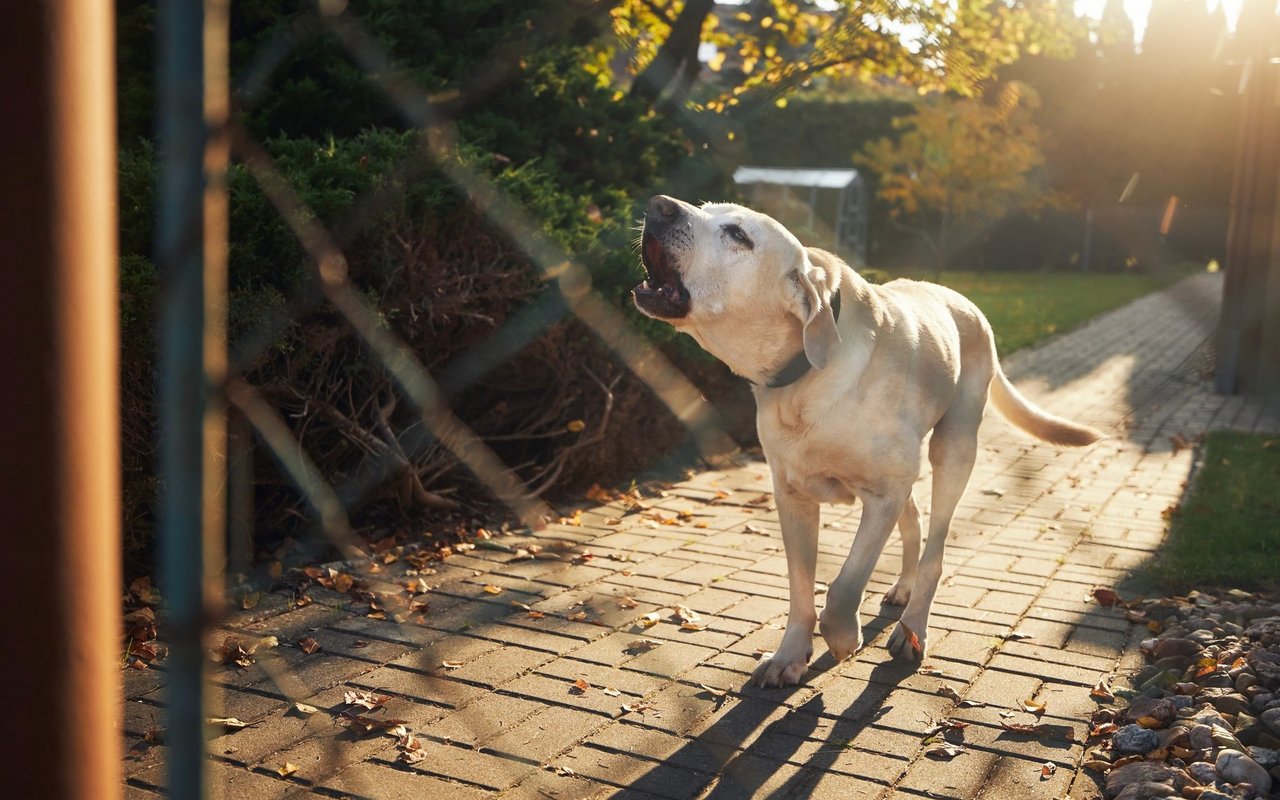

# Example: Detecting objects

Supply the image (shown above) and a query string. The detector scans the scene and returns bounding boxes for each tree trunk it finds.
[630,0,714,104]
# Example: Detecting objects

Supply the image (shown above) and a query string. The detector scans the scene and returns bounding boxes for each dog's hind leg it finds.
[820,490,909,662]
[751,483,819,687]
[887,398,983,662]
[883,492,921,606]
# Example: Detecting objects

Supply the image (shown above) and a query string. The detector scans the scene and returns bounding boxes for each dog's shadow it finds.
[635,602,912,799]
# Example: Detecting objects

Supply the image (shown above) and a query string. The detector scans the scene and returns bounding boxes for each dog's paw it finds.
[887,620,927,663]
[750,652,810,688]
[883,580,912,606]
[818,612,863,663]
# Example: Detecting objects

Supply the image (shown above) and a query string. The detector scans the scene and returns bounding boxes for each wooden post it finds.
[0,1,122,795]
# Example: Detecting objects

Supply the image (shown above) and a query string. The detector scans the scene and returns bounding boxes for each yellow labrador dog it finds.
[633,195,1102,687]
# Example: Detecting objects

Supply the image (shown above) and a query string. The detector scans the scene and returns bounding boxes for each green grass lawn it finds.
[1146,431,1280,591]
[898,269,1195,355]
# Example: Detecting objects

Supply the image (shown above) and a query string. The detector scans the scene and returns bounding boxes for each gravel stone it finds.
[1114,724,1162,754]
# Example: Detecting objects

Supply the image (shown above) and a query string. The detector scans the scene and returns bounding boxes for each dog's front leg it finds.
[750,484,818,688]
[820,490,908,662]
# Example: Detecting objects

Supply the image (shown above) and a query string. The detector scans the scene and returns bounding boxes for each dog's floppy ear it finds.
[794,252,842,369]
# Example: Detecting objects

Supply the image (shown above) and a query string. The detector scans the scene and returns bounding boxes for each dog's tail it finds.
[988,366,1105,447]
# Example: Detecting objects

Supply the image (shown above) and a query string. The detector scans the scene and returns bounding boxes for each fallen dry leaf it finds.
[298,637,321,655]
[207,717,253,730]
[602,688,621,697]
[926,743,968,759]
[1020,698,1046,716]
[527,610,546,619]
[1091,587,1121,608]
[621,701,655,715]
[1040,762,1056,780]
[483,584,503,595]
[673,606,701,623]
[332,572,354,594]
[1090,677,1115,702]
[276,763,298,778]
[292,702,319,716]
[1003,631,1033,641]
[616,596,639,609]
[339,713,409,736]
[1000,721,1048,736]
[571,678,591,694]
[697,684,728,698]
[680,621,708,631]
[399,748,425,765]
[937,686,963,703]
[626,638,662,653]
[638,612,661,628]
[343,689,391,710]
[440,660,464,670]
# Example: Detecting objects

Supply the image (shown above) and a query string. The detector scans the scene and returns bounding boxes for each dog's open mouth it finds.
[633,232,690,319]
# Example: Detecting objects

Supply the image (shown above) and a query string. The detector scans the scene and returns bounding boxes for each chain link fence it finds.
[140,3,762,797]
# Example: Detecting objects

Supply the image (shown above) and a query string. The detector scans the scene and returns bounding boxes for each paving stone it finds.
[553,745,715,798]
[386,738,537,790]
[322,761,493,800]
[485,703,613,764]
[431,692,544,747]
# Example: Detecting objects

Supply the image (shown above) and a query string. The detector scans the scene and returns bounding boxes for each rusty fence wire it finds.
[148,3,748,798]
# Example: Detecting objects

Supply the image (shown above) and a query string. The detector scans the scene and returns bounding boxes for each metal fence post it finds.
[157,0,231,797]
[0,1,122,796]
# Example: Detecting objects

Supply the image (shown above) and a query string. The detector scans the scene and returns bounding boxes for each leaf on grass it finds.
[298,637,321,655]
[571,678,591,694]
[276,763,298,778]
[1020,698,1046,716]
[926,743,968,759]
[1040,762,1056,780]
[1091,587,1121,608]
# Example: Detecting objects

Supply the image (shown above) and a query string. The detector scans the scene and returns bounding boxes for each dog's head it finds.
[633,195,842,376]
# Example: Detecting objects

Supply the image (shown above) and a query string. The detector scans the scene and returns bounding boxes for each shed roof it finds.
[733,166,860,189]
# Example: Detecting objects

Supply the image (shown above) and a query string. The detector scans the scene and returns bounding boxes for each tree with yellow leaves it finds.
[601,0,1078,114]
[856,83,1050,272]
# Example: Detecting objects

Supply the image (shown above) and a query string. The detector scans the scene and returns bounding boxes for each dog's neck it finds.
[759,289,842,388]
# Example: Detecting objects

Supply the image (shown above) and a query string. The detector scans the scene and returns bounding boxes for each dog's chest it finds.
[756,389,918,503]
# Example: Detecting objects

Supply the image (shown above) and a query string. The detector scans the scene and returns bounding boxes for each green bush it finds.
[116,1,731,560]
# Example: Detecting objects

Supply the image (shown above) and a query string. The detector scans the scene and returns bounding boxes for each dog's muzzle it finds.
[633,195,691,319]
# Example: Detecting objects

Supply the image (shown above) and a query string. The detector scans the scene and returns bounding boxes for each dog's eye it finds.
[723,224,753,248]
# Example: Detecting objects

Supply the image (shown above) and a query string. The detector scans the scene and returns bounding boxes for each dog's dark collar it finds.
[761,289,842,389]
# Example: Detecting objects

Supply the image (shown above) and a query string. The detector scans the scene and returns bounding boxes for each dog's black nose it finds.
[647,195,679,220]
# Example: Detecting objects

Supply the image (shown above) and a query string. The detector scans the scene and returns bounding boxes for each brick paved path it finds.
[124,272,1280,799]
